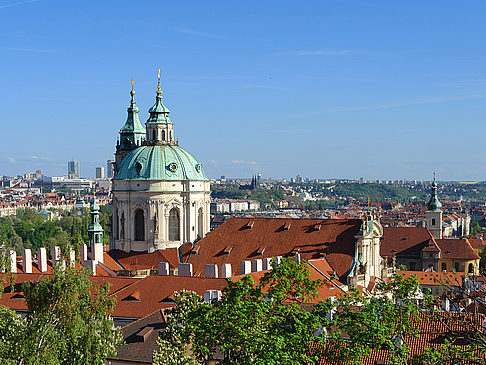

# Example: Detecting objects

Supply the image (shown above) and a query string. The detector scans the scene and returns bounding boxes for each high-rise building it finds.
[96,167,105,179]
[68,160,80,179]
[107,160,114,178]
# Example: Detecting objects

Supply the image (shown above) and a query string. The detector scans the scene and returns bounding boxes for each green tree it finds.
[470,222,482,237]
[0,264,123,364]
[154,258,323,365]
[154,261,480,365]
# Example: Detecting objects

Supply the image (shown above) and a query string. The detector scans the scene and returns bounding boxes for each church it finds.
[110,72,211,253]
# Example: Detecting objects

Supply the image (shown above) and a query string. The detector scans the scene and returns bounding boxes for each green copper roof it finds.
[88,199,103,233]
[427,179,442,212]
[147,93,172,124]
[120,94,146,134]
[113,145,208,181]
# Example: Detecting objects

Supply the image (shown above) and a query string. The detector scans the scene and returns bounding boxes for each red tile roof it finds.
[398,270,464,287]
[0,272,227,321]
[318,311,484,364]
[435,239,480,260]
[109,275,228,319]
[109,249,179,271]
[231,260,346,303]
[380,227,435,258]
[182,218,362,283]
[468,238,484,250]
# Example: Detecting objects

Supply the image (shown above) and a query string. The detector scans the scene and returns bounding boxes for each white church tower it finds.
[426,172,443,240]
[111,73,211,253]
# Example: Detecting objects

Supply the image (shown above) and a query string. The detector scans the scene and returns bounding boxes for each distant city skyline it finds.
[2,1,486,180]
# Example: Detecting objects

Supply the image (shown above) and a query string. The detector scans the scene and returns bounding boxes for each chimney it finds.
[221,263,232,278]
[158,262,169,276]
[134,327,153,343]
[442,297,450,312]
[52,246,61,262]
[22,249,32,274]
[240,260,251,275]
[294,253,301,264]
[67,246,76,267]
[92,243,104,264]
[8,250,16,273]
[84,260,96,275]
[80,244,88,264]
[205,264,218,278]
[204,290,222,302]
[37,247,48,273]
[178,263,193,277]
[263,258,273,271]
[252,259,263,272]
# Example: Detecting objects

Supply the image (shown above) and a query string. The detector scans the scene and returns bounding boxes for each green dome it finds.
[113,145,208,181]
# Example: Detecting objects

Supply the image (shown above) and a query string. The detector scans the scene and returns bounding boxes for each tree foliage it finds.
[0,207,111,255]
[0,264,123,364]
[154,261,482,364]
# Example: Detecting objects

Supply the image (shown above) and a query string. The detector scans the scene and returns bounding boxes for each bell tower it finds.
[115,80,146,163]
[426,172,443,239]
[88,193,104,246]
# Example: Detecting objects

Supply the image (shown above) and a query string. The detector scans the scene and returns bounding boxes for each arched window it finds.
[134,209,145,241]
[468,263,474,274]
[162,130,166,141]
[169,208,180,241]
[197,207,204,238]
[152,130,157,141]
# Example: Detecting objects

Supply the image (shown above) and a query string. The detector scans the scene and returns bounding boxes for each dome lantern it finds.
[146,69,174,145]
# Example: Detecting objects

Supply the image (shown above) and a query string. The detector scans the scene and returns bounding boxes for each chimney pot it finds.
[205,264,218,278]
[158,262,169,275]
[221,263,232,278]
[252,259,263,272]
[178,263,193,277]
[37,247,48,273]
[22,249,32,274]
[240,260,251,275]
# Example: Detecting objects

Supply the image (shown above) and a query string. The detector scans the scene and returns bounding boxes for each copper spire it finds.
[130,79,135,100]
[156,69,162,94]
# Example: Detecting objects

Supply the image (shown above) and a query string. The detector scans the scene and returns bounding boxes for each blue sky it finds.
[1,1,486,181]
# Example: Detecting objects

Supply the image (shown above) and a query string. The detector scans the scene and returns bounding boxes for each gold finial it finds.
[130,78,135,97]
[156,69,162,94]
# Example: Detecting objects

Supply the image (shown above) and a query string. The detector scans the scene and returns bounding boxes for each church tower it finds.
[115,79,146,164]
[111,72,211,253]
[88,195,104,246]
[426,172,442,239]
